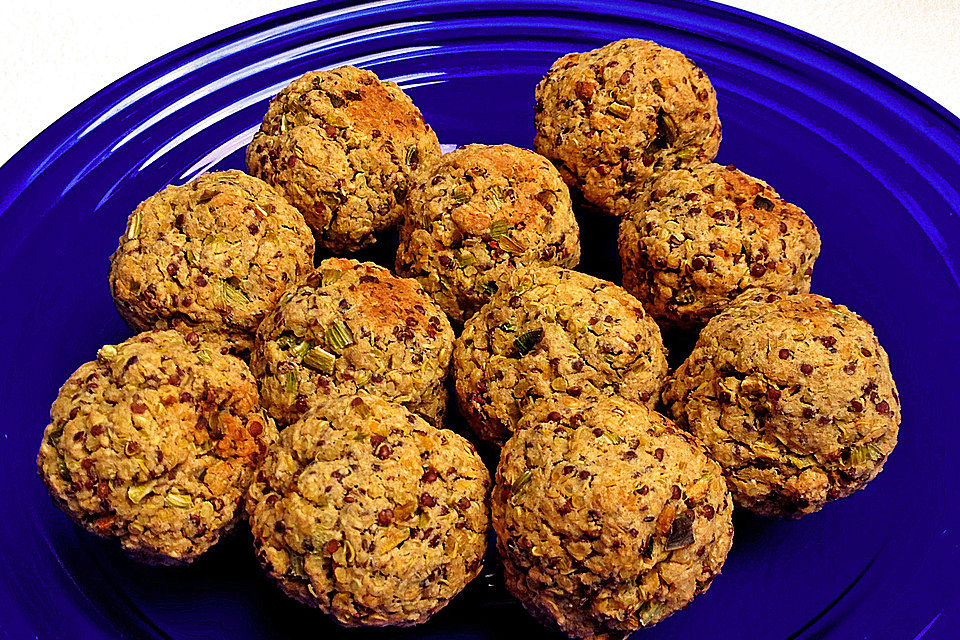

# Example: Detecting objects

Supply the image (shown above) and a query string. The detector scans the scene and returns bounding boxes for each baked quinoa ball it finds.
[454,266,668,446]
[534,38,721,216]
[247,394,489,627]
[663,292,901,518]
[493,395,733,639]
[619,163,821,329]
[246,66,442,253]
[108,171,314,354]
[251,258,454,426]
[37,330,277,565]
[396,144,581,324]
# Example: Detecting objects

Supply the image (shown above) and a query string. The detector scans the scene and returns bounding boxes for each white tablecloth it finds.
[0,0,956,164]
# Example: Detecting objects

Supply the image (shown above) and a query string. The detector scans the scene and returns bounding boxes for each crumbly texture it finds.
[108,171,315,355]
[619,163,821,329]
[534,39,721,216]
[493,395,733,640]
[246,66,442,253]
[454,266,668,446]
[250,258,454,426]
[662,292,901,518]
[247,394,490,627]
[396,144,581,324]
[37,330,277,565]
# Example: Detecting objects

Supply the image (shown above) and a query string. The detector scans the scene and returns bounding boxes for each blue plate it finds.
[1,1,958,638]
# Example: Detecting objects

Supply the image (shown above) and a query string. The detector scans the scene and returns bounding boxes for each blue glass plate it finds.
[1,1,958,638]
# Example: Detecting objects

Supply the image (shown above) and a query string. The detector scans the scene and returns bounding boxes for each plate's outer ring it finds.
[1,1,959,639]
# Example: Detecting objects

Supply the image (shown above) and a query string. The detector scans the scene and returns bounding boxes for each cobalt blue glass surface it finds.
[0,1,958,638]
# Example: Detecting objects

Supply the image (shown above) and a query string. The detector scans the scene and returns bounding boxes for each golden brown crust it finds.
[619,163,821,328]
[493,395,733,639]
[396,144,581,324]
[251,259,454,426]
[37,329,277,564]
[453,266,668,446]
[534,39,720,216]
[662,291,901,518]
[247,66,441,253]
[247,394,490,627]
[108,171,315,355]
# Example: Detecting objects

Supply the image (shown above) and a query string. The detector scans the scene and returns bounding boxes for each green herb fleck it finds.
[489,220,510,240]
[845,442,883,466]
[498,235,526,254]
[184,249,198,266]
[217,281,249,308]
[457,252,477,268]
[657,110,678,146]
[290,341,310,359]
[452,186,471,204]
[640,602,664,626]
[404,145,418,165]
[288,554,306,577]
[514,329,543,356]
[320,268,343,286]
[284,371,298,394]
[478,280,499,296]
[196,350,212,364]
[512,470,533,492]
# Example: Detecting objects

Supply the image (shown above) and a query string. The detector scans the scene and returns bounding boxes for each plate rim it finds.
[1,0,959,211]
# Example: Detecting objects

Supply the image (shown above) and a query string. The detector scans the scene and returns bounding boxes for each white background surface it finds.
[0,0,957,165]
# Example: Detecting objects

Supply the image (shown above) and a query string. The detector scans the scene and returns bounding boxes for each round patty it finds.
[247,394,490,627]
[619,163,821,329]
[396,143,581,324]
[37,329,277,564]
[247,66,442,253]
[454,265,668,446]
[493,395,733,639]
[108,170,314,355]
[663,291,901,518]
[250,258,454,426]
[534,38,721,216]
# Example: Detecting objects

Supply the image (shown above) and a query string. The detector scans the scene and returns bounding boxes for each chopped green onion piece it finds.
[303,347,336,374]
[290,341,310,359]
[489,220,510,240]
[126,213,142,241]
[325,320,354,350]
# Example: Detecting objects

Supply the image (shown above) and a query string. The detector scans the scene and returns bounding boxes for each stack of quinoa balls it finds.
[36,36,901,639]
